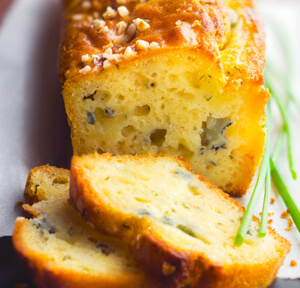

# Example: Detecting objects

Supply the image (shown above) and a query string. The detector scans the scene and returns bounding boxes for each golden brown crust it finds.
[131,224,290,288]
[69,153,291,288]
[13,219,146,288]
[58,0,265,84]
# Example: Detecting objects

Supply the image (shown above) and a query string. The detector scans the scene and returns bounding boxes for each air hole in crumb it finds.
[98,91,111,102]
[161,104,165,110]
[119,95,124,100]
[83,90,97,101]
[133,105,150,116]
[150,129,167,146]
[178,144,195,160]
[151,72,157,77]
[121,125,136,137]
[52,177,68,185]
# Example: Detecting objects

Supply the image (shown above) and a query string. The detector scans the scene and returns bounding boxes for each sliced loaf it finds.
[13,165,147,288]
[70,153,291,288]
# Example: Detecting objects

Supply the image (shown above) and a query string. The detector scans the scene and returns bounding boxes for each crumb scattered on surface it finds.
[281,209,290,218]
[288,219,293,227]
[270,198,275,204]
[267,219,273,224]
[285,227,292,231]
[261,212,274,216]
[15,201,24,207]
[290,260,297,267]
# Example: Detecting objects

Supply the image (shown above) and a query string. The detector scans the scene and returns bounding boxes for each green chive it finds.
[271,163,300,233]
[259,164,271,238]
[270,131,284,170]
[265,77,297,180]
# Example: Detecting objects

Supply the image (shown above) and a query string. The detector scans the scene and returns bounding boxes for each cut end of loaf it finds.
[70,153,290,287]
[64,50,269,196]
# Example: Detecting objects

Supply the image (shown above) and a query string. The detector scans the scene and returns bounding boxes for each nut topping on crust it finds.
[118,6,129,18]
[133,18,150,31]
[103,6,117,20]
[93,19,105,29]
[79,65,91,74]
[124,46,137,59]
[136,40,149,51]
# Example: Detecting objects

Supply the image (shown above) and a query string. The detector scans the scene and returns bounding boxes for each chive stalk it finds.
[265,76,297,180]
[259,164,271,238]
[265,63,300,112]
[235,12,299,246]
[271,163,300,233]
[270,132,284,170]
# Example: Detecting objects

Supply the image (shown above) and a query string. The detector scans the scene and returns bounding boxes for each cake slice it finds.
[59,0,270,196]
[70,153,291,288]
[13,165,147,288]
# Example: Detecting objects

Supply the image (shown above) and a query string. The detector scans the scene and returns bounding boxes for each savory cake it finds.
[70,153,290,288]
[58,0,269,197]
[13,165,147,288]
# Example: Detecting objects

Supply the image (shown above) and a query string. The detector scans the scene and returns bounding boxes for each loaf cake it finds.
[70,153,290,288]
[59,0,269,196]
[13,165,147,288]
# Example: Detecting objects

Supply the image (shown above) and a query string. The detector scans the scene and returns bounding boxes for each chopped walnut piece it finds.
[93,19,105,29]
[136,40,149,51]
[81,54,90,62]
[192,20,201,27]
[149,42,160,50]
[116,21,127,34]
[291,260,297,267]
[82,1,92,9]
[104,48,113,54]
[93,12,100,18]
[124,46,137,59]
[134,18,150,31]
[79,65,91,74]
[118,6,129,17]
[281,209,290,218]
[103,60,111,68]
[100,26,109,33]
[103,6,117,19]
[72,14,84,21]
[103,43,113,50]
